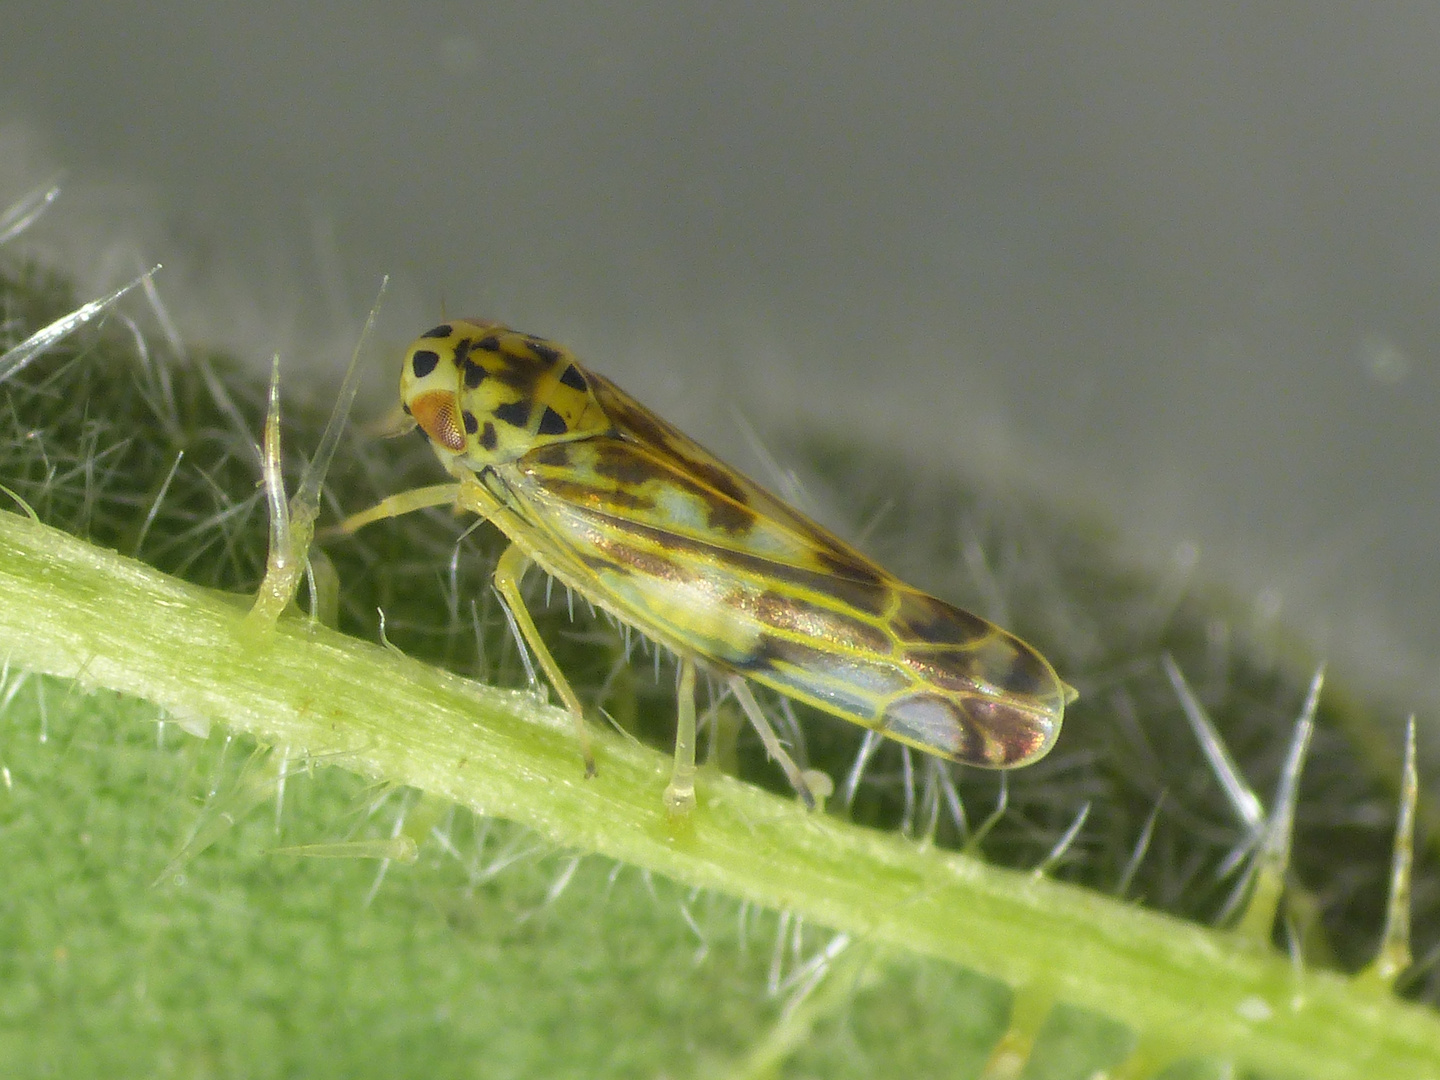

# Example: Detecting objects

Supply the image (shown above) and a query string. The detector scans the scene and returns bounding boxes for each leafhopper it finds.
[340,320,1075,810]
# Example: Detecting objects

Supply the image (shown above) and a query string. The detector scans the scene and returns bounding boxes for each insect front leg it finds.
[492,542,597,777]
[663,656,698,815]
[335,483,463,534]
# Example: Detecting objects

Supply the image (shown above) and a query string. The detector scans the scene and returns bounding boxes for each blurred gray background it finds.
[2,4,1437,737]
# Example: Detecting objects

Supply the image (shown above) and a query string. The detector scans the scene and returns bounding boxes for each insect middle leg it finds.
[492,542,597,777]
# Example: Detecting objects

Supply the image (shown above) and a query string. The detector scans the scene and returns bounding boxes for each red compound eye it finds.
[409,391,467,452]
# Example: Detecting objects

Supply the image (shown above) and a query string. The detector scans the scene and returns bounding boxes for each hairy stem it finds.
[0,509,1435,1077]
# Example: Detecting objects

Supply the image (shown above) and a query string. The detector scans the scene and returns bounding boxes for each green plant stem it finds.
[0,508,1435,1078]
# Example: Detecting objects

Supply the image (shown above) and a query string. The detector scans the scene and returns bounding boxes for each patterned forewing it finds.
[501,423,1064,767]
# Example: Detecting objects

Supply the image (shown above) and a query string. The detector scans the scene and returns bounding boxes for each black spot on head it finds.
[476,336,501,352]
[494,400,531,428]
[452,337,473,367]
[421,324,452,339]
[411,350,441,378]
[527,338,561,365]
[537,406,569,436]
[401,401,412,415]
[462,410,479,435]
[480,422,498,451]
[558,364,588,391]
[463,359,486,389]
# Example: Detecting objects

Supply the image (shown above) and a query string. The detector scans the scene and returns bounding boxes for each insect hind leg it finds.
[492,542,597,777]
[728,677,816,810]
